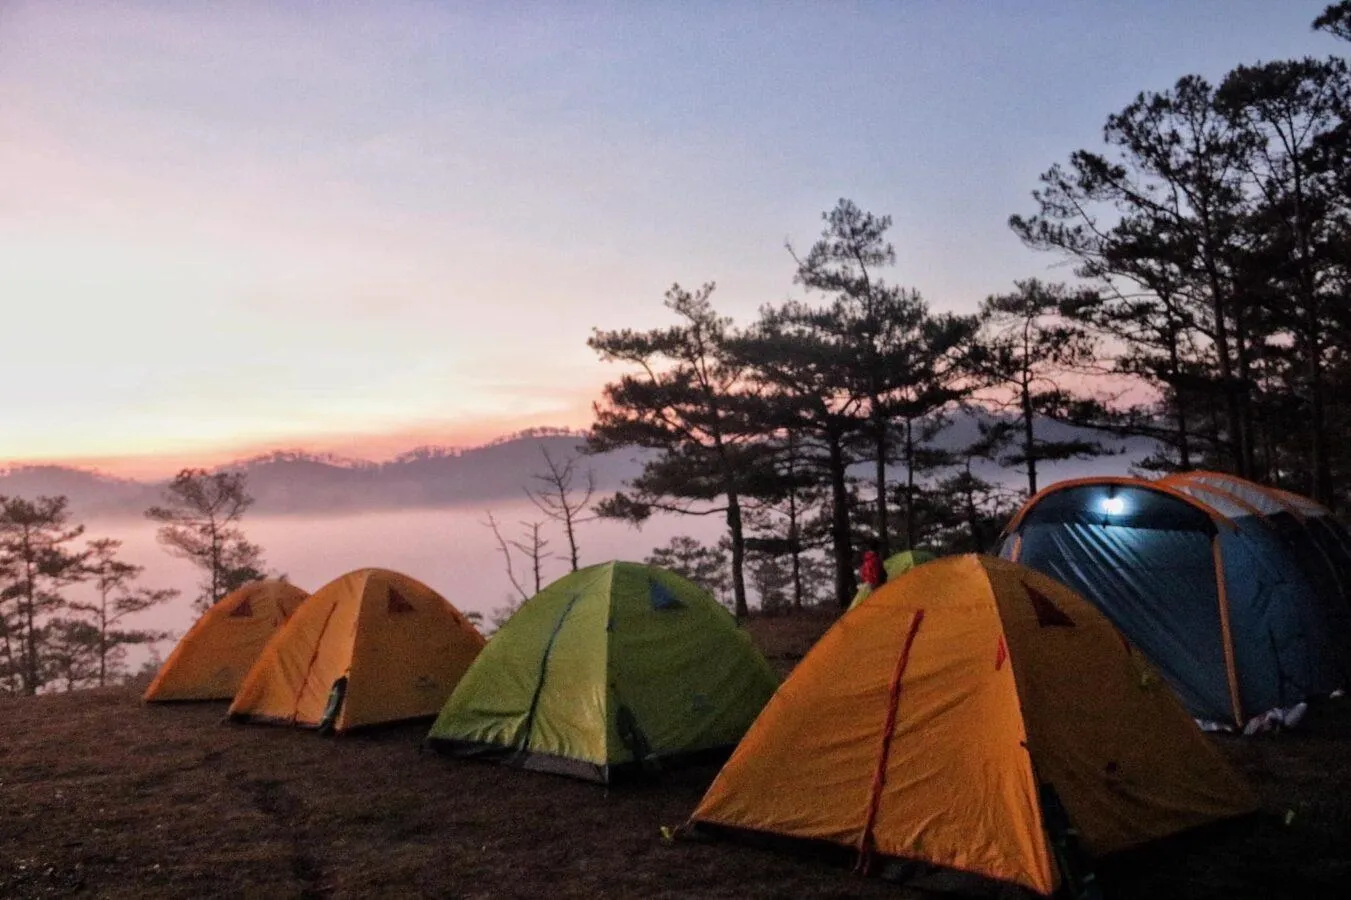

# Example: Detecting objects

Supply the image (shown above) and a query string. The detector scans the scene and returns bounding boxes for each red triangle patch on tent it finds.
[1024,583,1075,628]
[995,635,1008,670]
[388,589,415,614]
[229,599,254,618]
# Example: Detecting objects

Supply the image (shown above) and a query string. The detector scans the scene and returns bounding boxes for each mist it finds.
[93,499,721,670]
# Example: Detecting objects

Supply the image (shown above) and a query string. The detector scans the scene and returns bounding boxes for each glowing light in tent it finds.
[1101,495,1126,516]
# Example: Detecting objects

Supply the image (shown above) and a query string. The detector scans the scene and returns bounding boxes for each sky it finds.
[1,0,1343,478]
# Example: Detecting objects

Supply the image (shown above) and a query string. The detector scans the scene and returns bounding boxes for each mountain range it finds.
[0,432,647,520]
[0,415,1155,520]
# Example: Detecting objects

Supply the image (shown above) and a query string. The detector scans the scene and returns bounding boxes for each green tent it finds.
[849,549,937,610]
[426,560,779,782]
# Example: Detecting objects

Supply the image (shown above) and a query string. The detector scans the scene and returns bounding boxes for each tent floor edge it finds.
[228,712,440,733]
[144,696,235,705]
[226,712,308,728]
[425,739,739,785]
[425,739,610,783]
[602,744,740,785]
[686,821,1045,898]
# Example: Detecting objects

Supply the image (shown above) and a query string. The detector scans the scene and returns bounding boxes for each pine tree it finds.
[146,469,266,613]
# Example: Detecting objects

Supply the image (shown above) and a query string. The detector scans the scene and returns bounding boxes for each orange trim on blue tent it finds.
[1158,474,1266,516]
[1002,476,1237,537]
[1267,485,1333,518]
[1210,535,1244,728]
[1167,470,1310,521]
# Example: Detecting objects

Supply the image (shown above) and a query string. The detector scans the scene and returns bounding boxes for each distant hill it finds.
[0,465,162,518]
[0,433,650,520]
[0,414,1154,520]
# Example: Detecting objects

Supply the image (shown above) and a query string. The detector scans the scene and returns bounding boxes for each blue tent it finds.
[998,474,1349,730]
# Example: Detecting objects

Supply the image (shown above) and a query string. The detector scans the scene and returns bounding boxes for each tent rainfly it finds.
[144,580,309,702]
[229,568,484,733]
[999,473,1351,730]
[689,555,1257,896]
[426,560,779,782]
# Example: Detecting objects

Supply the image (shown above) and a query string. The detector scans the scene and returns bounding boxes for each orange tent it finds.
[228,568,484,733]
[144,580,309,702]
[689,555,1256,896]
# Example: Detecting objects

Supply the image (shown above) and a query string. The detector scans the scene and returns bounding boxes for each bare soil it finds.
[1,609,1348,899]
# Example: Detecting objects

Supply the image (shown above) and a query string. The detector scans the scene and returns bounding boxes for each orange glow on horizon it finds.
[0,407,597,482]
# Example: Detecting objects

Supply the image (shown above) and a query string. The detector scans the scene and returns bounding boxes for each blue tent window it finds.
[649,580,685,611]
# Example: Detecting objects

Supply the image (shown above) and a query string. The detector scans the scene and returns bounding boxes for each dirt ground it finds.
[1,609,1349,899]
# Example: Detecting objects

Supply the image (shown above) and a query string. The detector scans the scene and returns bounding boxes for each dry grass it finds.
[0,609,1347,899]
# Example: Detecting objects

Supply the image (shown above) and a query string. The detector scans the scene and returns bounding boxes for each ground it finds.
[0,609,1348,899]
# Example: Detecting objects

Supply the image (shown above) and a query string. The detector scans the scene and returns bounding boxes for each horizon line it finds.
[0,425,594,482]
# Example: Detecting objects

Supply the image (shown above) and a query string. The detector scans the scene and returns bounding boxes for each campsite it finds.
[9,3,1351,898]
[7,468,1347,898]
[1,609,1349,899]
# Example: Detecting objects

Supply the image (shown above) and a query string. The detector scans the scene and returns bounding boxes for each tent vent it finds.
[388,589,415,614]
[649,581,685,611]
[229,599,254,618]
[1025,583,1075,628]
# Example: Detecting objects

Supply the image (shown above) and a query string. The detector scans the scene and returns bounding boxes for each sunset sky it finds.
[1,1,1340,478]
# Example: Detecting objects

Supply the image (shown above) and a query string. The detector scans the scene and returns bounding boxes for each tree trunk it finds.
[210,526,222,606]
[23,593,38,695]
[1288,137,1332,506]
[964,462,983,552]
[790,542,803,610]
[726,491,749,620]
[1310,344,1332,506]
[1260,410,1276,486]
[1233,298,1256,478]
[0,618,17,694]
[1021,379,1038,495]
[1167,327,1192,470]
[1206,385,1224,464]
[904,418,917,550]
[826,429,856,609]
[564,514,579,572]
[872,409,890,558]
[99,595,108,688]
[531,525,544,594]
[1021,312,1038,495]
[786,465,804,609]
[1204,260,1246,476]
[23,544,39,696]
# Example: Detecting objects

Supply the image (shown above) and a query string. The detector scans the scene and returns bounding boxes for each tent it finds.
[850,549,936,609]
[998,474,1349,730]
[143,580,309,702]
[689,555,1256,896]
[229,568,484,733]
[1160,471,1351,621]
[426,560,779,782]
